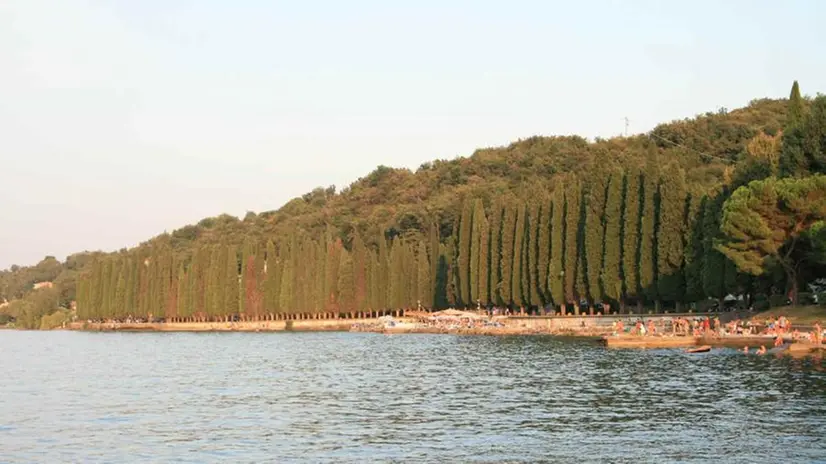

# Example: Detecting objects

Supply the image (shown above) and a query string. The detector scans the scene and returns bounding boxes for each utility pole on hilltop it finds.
[624,117,630,137]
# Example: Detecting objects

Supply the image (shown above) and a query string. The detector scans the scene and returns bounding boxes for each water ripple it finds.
[1,332,825,463]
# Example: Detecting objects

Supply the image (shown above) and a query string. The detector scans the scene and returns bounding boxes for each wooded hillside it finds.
[4,83,825,327]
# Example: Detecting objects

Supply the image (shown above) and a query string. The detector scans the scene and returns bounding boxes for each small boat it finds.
[686,345,711,353]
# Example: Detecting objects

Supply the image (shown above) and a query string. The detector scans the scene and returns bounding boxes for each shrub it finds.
[797,292,815,305]
[769,294,789,308]
[39,310,70,330]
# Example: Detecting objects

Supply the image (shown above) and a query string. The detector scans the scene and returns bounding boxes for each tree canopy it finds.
[4,83,826,326]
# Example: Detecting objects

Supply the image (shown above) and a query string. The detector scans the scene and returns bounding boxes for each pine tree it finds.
[512,204,526,308]
[601,169,624,307]
[656,165,688,307]
[549,186,565,309]
[563,179,581,310]
[639,152,660,309]
[621,168,642,310]
[470,199,483,304]
[499,203,516,306]
[457,198,473,305]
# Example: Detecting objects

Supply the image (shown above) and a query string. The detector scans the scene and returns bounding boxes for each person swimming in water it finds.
[757,345,767,355]
[743,346,749,354]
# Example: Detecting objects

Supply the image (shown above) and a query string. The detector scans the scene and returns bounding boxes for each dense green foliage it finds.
[3,84,826,323]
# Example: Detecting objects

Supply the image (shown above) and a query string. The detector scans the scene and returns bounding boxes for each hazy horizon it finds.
[2,0,824,269]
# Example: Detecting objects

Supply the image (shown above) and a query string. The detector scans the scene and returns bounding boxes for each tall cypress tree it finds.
[122,257,135,317]
[207,246,222,319]
[683,195,706,303]
[621,168,642,311]
[104,259,117,319]
[437,243,453,308]
[352,232,368,312]
[457,199,473,306]
[175,263,187,320]
[263,240,277,314]
[537,199,551,303]
[563,179,581,310]
[225,244,239,317]
[367,252,379,311]
[499,203,516,306]
[488,200,503,305]
[601,169,624,308]
[779,81,809,177]
[114,263,126,320]
[478,213,490,306]
[526,203,541,308]
[337,250,355,312]
[656,165,688,308]
[788,80,804,128]
[160,246,174,319]
[584,168,609,306]
[280,234,297,314]
[639,151,660,310]
[416,241,431,308]
[511,204,526,308]
[549,186,565,309]
[325,238,342,312]
[469,199,483,304]
[428,222,440,308]
[389,238,406,308]
[378,235,389,310]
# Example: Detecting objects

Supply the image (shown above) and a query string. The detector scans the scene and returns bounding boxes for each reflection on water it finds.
[1,332,825,463]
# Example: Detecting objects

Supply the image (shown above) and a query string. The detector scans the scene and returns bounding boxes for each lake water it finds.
[1,331,825,463]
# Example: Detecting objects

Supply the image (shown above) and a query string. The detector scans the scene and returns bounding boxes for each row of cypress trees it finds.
[448,154,740,314]
[76,227,441,321]
[77,154,746,320]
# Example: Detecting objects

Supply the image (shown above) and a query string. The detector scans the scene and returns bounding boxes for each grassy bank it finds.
[751,305,826,325]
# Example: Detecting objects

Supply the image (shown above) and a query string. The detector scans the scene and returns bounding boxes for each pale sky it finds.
[1,0,823,269]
